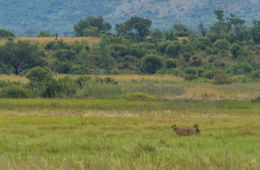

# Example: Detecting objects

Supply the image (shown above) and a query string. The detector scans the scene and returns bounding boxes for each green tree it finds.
[230,44,241,58]
[115,16,152,41]
[214,10,225,22]
[26,67,53,82]
[0,29,14,38]
[142,55,163,74]
[74,16,111,37]
[55,49,77,61]
[213,39,230,51]
[0,40,46,75]
[166,41,181,58]
[252,20,260,43]
[173,24,190,36]
[37,30,52,37]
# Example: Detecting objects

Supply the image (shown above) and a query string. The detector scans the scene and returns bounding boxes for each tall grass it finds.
[0,114,259,169]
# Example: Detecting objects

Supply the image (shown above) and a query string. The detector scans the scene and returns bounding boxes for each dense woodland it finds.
[0,10,260,86]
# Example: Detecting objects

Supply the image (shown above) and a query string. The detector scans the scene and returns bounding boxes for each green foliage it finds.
[252,20,260,43]
[54,62,73,74]
[173,24,190,36]
[0,85,31,98]
[80,79,122,99]
[166,41,181,58]
[165,59,177,69]
[251,70,260,80]
[26,67,53,82]
[203,70,217,79]
[184,74,198,81]
[116,16,152,41]
[122,93,155,101]
[0,29,14,38]
[0,40,46,75]
[55,49,76,61]
[195,36,211,50]
[42,77,77,98]
[142,55,163,74]
[37,30,52,37]
[213,73,232,85]
[213,39,230,51]
[230,44,241,58]
[74,16,111,37]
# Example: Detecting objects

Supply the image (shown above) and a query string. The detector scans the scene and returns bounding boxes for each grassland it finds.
[0,37,100,47]
[0,75,260,169]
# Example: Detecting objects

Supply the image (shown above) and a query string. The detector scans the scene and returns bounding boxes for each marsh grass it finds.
[0,112,259,170]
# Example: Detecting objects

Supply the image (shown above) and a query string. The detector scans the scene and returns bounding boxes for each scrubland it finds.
[0,74,259,169]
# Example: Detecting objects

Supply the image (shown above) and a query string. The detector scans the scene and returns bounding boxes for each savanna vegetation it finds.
[0,10,259,170]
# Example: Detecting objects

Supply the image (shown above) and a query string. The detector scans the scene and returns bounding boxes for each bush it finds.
[80,80,122,99]
[122,93,155,101]
[76,76,92,89]
[213,73,232,85]
[166,41,181,58]
[42,77,77,98]
[142,55,163,74]
[0,29,15,38]
[166,59,177,69]
[184,67,197,75]
[184,74,198,81]
[252,96,260,103]
[0,85,31,98]
[251,70,260,80]
[26,67,53,82]
[203,70,217,79]
[213,39,230,51]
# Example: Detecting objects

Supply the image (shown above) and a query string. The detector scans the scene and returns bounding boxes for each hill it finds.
[0,0,260,36]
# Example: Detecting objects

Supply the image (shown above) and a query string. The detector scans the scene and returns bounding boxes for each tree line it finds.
[0,10,260,83]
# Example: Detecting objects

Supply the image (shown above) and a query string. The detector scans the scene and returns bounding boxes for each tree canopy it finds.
[74,16,111,37]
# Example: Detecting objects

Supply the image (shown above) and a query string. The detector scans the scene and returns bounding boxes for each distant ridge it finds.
[0,0,259,36]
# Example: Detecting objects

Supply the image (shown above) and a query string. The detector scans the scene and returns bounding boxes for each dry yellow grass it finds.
[0,75,29,83]
[0,74,183,83]
[177,36,189,40]
[55,74,184,82]
[0,37,100,46]
[98,74,184,82]
[175,87,260,101]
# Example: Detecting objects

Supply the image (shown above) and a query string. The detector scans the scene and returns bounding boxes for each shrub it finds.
[76,76,92,89]
[166,59,177,69]
[190,57,202,67]
[0,29,15,38]
[252,96,260,103]
[55,62,73,74]
[203,70,217,79]
[45,41,56,50]
[80,80,122,99]
[251,70,260,80]
[213,39,230,51]
[142,55,163,74]
[26,67,53,82]
[42,77,77,98]
[0,85,31,98]
[184,74,198,81]
[122,93,155,101]
[213,73,232,85]
[166,41,181,58]
[184,67,197,75]
[103,77,118,85]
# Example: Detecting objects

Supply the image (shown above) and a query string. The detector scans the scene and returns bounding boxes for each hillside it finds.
[0,0,260,36]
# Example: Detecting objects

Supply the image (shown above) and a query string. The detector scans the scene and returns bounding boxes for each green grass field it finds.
[0,98,259,170]
[0,74,260,169]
